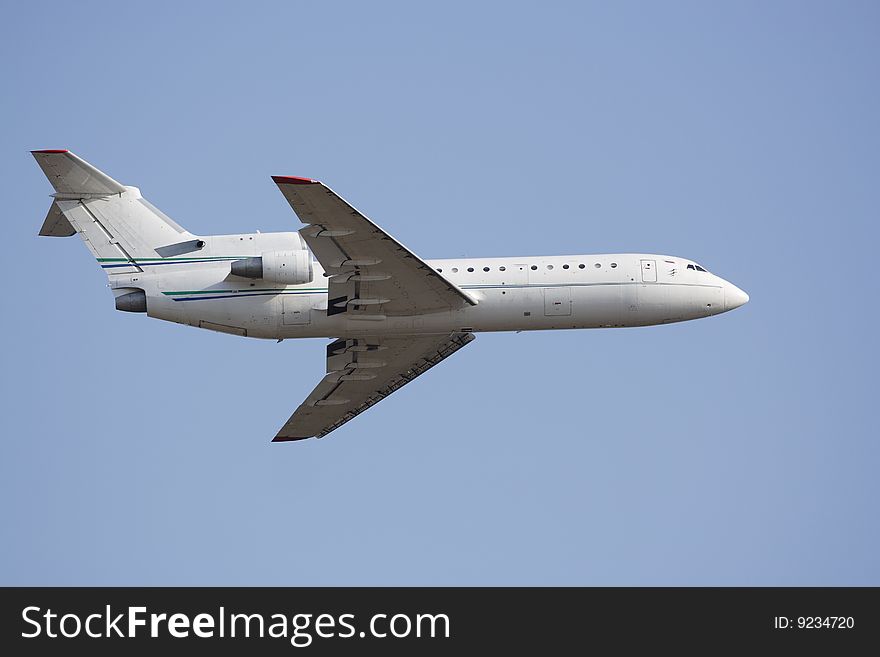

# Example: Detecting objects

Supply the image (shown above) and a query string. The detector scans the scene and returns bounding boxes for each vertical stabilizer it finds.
[32,150,197,275]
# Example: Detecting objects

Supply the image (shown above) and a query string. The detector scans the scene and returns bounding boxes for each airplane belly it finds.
[184,294,280,338]
[632,284,668,326]
[571,284,625,327]
[447,286,541,333]
[146,293,189,327]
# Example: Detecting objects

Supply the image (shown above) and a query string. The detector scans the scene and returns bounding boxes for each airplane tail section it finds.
[32,150,198,275]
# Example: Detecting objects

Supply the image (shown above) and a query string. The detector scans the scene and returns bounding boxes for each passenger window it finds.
[531,265,538,270]
[483,267,490,272]
[547,264,554,270]
[578,264,585,269]
[467,267,474,272]
[451,267,459,273]
[499,266,506,271]
[563,264,569,269]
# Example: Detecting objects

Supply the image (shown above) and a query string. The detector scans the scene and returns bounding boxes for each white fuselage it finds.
[117,233,748,340]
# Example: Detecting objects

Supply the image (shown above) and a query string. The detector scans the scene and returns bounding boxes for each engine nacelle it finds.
[115,289,147,313]
[231,250,313,285]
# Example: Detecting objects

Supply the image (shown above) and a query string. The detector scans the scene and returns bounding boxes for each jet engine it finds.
[115,289,147,313]
[231,250,313,285]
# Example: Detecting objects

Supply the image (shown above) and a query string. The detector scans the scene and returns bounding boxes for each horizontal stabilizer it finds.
[38,202,75,237]
[31,149,126,196]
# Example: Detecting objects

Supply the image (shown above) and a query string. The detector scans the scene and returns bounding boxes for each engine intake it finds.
[231,250,313,285]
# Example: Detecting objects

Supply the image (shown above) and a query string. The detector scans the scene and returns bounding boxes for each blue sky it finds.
[1,1,878,584]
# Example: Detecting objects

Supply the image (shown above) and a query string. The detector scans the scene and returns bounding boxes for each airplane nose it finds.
[724,284,749,311]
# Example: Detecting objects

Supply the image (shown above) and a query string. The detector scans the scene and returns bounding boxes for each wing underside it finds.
[275,332,475,440]
[273,177,476,317]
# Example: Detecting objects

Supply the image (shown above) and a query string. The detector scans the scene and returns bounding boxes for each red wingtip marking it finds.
[31,149,69,154]
[272,435,311,443]
[272,175,319,185]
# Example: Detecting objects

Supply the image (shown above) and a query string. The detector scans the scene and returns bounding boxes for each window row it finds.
[436,262,619,274]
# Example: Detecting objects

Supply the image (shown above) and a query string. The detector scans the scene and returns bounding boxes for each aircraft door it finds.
[282,295,311,325]
[640,259,657,283]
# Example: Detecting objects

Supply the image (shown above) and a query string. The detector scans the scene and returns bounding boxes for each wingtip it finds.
[272,434,312,443]
[31,149,69,154]
[272,175,319,185]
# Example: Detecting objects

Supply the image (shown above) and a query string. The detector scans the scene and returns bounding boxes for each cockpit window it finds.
[687,264,708,272]
[687,264,695,270]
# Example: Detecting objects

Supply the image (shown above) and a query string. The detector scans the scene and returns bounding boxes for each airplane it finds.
[32,150,748,442]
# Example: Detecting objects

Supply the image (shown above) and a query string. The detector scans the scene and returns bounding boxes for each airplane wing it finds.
[274,332,475,441]
[272,176,477,316]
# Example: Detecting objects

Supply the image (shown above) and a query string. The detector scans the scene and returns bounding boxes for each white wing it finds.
[272,176,476,316]
[275,332,475,441]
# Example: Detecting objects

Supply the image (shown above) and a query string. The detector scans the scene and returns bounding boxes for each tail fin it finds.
[32,150,197,275]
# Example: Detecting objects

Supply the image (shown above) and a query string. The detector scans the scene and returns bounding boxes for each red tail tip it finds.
[31,149,69,154]
[272,175,318,185]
